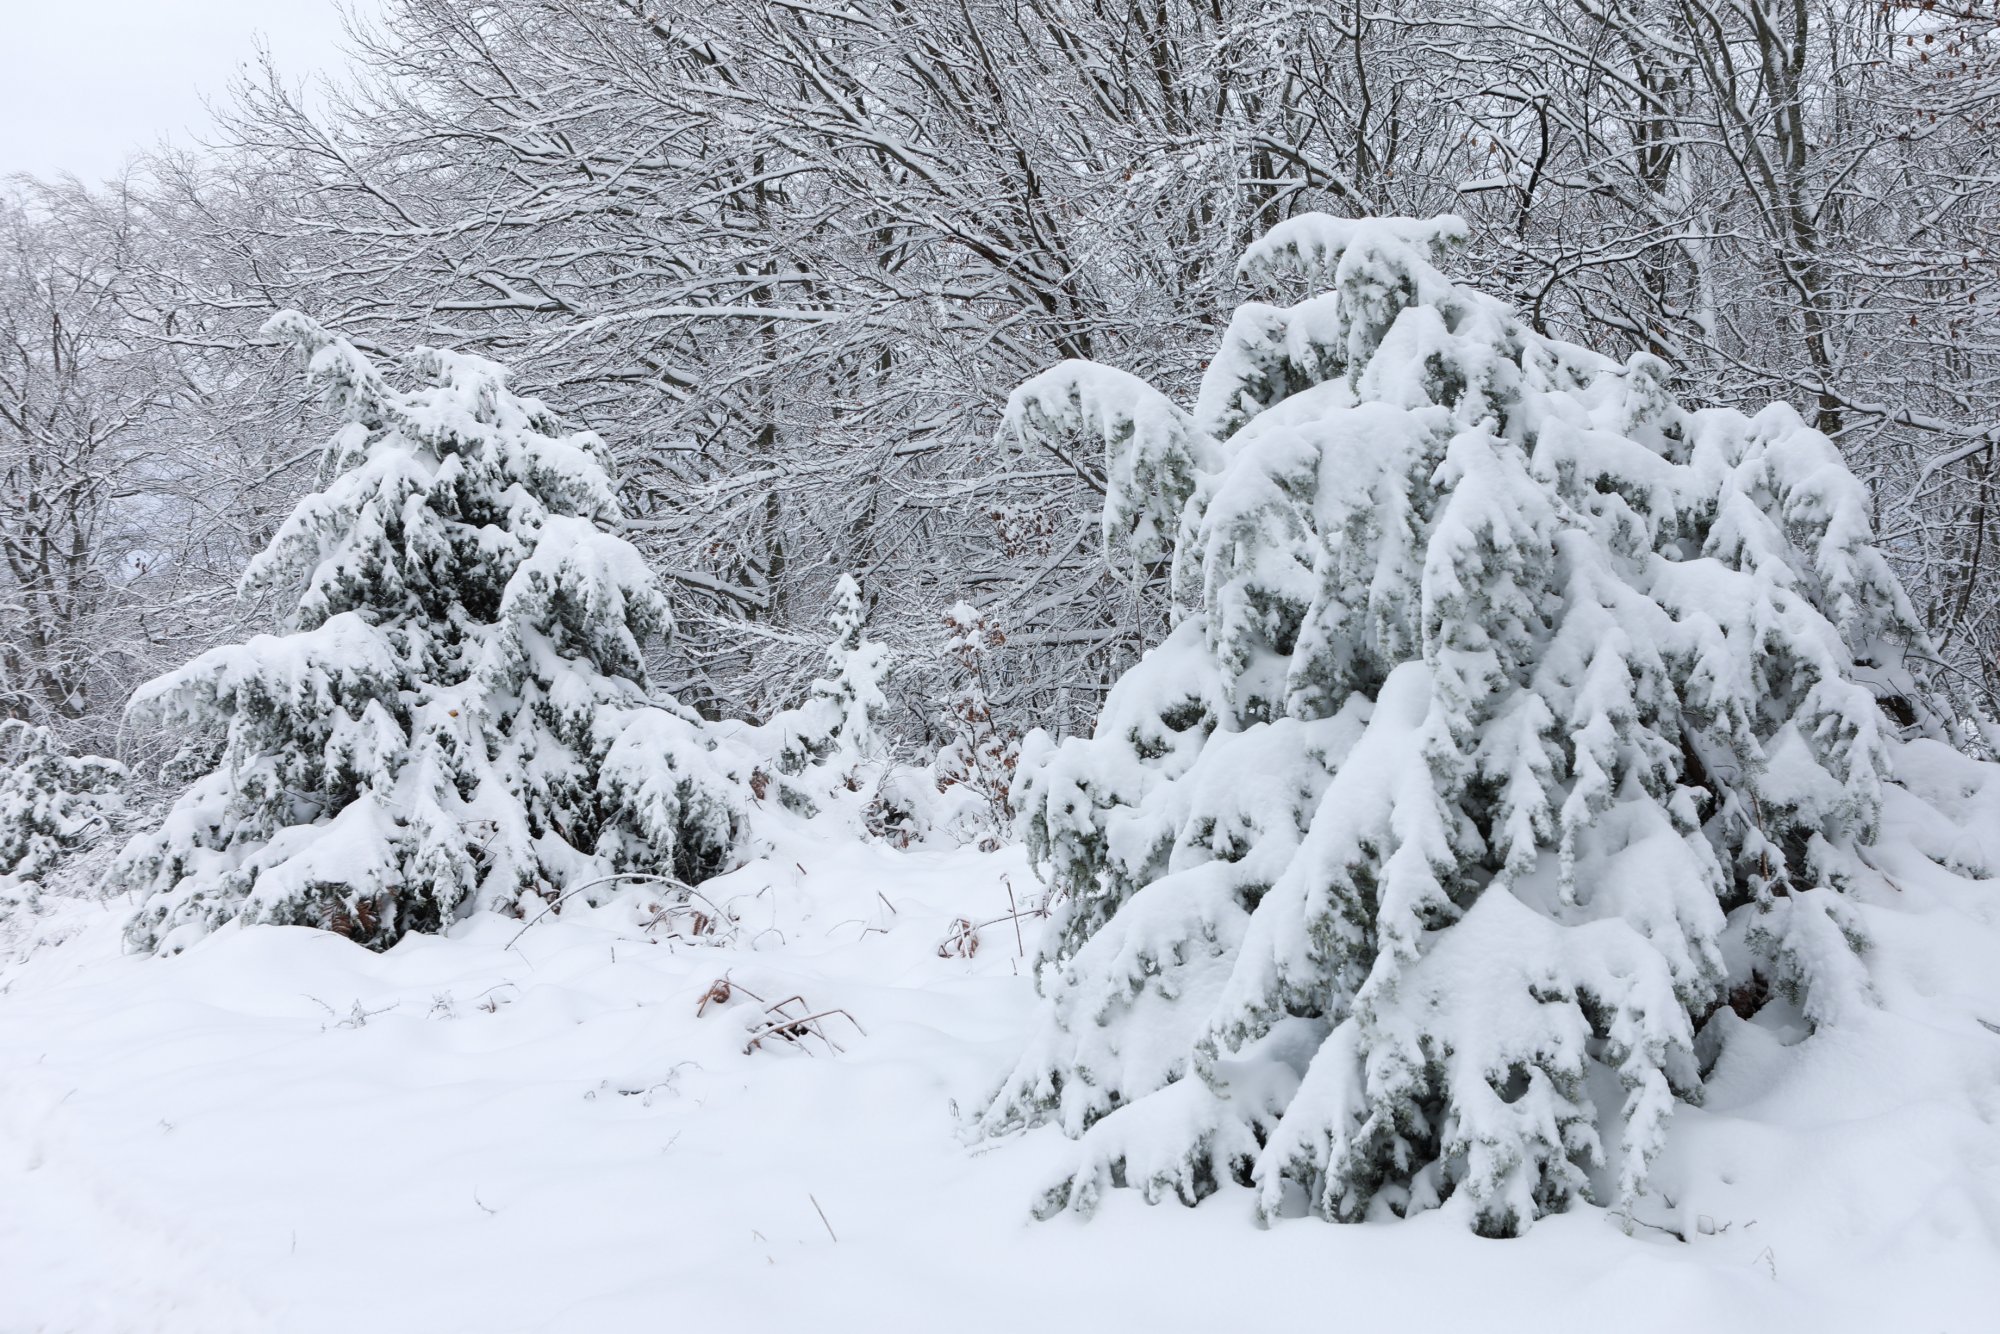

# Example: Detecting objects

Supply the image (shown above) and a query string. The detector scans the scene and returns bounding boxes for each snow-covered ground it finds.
[3,813,1998,1333]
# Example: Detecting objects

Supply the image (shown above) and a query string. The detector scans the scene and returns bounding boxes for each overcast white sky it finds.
[0,1,370,183]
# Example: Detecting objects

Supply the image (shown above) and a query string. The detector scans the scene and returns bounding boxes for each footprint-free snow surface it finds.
[3,815,1998,1333]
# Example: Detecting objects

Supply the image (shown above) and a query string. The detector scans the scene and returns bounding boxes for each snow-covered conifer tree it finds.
[775,573,891,775]
[113,313,754,954]
[979,215,1954,1236]
[0,720,123,884]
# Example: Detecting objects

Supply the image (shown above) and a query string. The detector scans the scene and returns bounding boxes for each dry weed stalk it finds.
[938,916,980,958]
[741,994,868,1056]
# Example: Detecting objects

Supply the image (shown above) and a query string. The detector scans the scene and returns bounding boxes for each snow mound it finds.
[2,814,1996,1331]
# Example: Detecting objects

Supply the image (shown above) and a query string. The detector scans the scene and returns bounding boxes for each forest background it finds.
[6,0,1997,774]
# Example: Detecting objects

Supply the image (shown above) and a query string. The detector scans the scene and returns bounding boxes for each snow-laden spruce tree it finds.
[978,215,1947,1237]
[113,313,754,954]
[0,720,124,883]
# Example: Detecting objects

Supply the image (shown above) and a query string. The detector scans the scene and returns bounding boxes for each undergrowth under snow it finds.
[2,797,1998,1333]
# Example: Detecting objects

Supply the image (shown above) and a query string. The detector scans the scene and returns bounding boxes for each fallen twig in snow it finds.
[956,889,1055,948]
[1611,1209,1687,1243]
[595,1061,702,1106]
[506,872,712,950]
[471,982,520,1014]
[333,1000,397,1030]
[742,995,867,1056]
[810,1194,838,1242]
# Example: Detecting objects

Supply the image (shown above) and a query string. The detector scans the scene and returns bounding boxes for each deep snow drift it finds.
[2,791,1998,1334]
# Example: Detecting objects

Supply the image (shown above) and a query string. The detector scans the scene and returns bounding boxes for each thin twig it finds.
[743,1006,867,1054]
[506,871,699,950]
[809,1194,838,1243]
[1004,875,1024,957]
[1613,1209,1686,1243]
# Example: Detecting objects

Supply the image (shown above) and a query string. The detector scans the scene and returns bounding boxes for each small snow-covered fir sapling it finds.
[816,573,891,764]
[935,602,1020,844]
[980,214,1963,1237]
[112,313,755,954]
[773,573,892,778]
[0,720,124,884]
